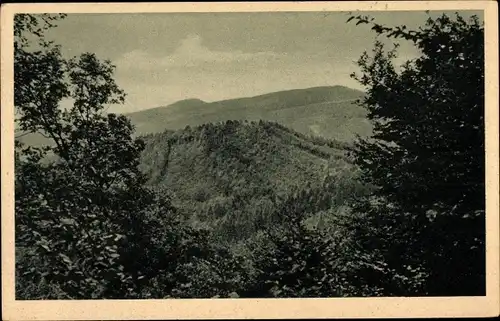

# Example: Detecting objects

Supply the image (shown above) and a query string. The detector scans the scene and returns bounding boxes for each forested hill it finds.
[139,120,369,245]
[127,85,370,142]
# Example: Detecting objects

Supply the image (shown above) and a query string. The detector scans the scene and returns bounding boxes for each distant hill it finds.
[126,85,371,142]
[16,86,371,147]
[139,120,367,245]
[164,98,207,109]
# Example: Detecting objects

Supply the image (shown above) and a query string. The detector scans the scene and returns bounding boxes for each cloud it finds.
[115,34,283,73]
[111,34,351,112]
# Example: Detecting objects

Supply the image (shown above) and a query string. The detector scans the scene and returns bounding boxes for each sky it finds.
[43,10,483,113]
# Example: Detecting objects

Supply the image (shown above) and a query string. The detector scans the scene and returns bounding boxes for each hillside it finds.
[139,120,368,245]
[127,85,371,142]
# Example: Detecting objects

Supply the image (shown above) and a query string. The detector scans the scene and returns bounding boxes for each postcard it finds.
[1,1,499,319]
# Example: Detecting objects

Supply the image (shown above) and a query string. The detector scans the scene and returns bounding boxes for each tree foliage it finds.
[345,13,485,296]
[14,14,248,299]
[243,192,349,298]
[14,13,159,298]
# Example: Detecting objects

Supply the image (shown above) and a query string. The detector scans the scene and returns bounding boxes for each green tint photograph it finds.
[13,9,486,300]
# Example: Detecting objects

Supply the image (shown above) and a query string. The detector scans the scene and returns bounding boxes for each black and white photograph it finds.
[2,1,499,319]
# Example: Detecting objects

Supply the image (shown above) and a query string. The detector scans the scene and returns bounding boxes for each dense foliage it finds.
[14,14,248,299]
[15,12,485,299]
[344,13,485,296]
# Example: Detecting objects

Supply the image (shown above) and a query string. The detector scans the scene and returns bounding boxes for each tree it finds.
[345,13,485,295]
[243,188,350,298]
[14,13,181,299]
[14,13,146,298]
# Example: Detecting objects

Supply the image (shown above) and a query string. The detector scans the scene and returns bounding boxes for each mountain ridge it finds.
[16,85,371,147]
[127,85,363,115]
[126,85,370,142]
